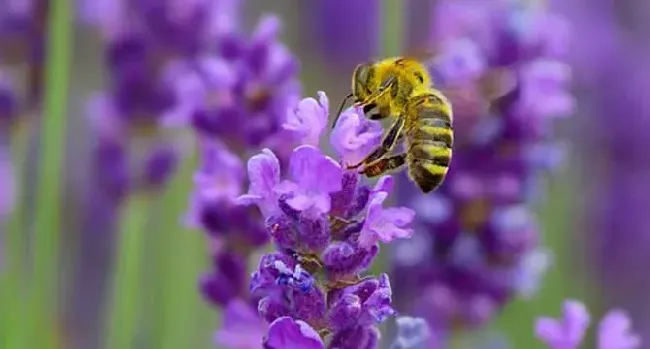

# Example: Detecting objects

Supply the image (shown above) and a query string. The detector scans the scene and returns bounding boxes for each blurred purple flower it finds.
[518,59,574,119]
[302,0,380,71]
[84,0,234,201]
[0,148,14,221]
[571,0,650,339]
[242,93,413,348]
[193,139,245,202]
[170,6,308,347]
[0,74,16,221]
[392,0,573,336]
[0,72,18,129]
[167,14,301,154]
[535,300,640,349]
[389,316,432,349]
[0,0,45,106]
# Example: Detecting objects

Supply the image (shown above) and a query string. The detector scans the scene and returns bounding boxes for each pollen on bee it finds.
[362,162,386,177]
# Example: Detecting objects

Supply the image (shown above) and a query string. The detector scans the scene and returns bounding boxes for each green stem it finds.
[155,153,211,349]
[1,126,30,349]
[104,194,151,349]
[381,0,404,57]
[28,0,73,347]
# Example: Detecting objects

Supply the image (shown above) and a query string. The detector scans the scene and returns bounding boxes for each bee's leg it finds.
[347,117,405,169]
[361,153,408,178]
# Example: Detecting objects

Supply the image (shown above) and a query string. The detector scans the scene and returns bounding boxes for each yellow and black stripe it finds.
[405,92,454,193]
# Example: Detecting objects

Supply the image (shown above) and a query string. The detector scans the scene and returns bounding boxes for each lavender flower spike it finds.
[243,92,416,348]
[535,300,641,349]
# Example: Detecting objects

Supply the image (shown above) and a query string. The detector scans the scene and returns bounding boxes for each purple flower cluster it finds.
[536,300,640,349]
[0,74,17,129]
[165,14,301,156]
[167,3,304,347]
[303,0,380,71]
[0,0,45,106]
[84,0,222,202]
[392,0,573,334]
[221,91,415,349]
[187,138,269,311]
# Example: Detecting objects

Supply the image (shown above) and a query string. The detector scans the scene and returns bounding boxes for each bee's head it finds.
[352,63,373,103]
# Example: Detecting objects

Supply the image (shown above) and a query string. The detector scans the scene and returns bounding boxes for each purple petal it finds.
[236,148,281,217]
[391,316,432,349]
[329,106,383,166]
[252,15,281,44]
[433,37,486,83]
[283,92,328,146]
[535,300,590,348]
[194,140,244,201]
[598,310,641,349]
[520,59,575,118]
[359,192,415,248]
[215,299,267,348]
[0,149,14,220]
[263,317,325,349]
[562,300,591,343]
[383,207,417,227]
[373,175,394,194]
[535,317,564,345]
[289,145,343,194]
[206,0,241,38]
[285,194,317,212]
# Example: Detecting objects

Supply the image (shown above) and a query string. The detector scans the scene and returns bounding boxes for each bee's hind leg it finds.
[347,117,405,170]
[361,153,408,178]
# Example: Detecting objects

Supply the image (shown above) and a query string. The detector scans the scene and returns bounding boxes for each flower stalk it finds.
[27,0,73,348]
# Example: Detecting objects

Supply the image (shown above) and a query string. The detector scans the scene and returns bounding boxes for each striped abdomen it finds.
[405,92,454,193]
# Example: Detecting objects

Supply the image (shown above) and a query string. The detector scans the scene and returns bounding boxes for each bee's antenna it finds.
[332,93,354,129]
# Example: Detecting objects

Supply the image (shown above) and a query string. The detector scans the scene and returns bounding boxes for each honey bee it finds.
[332,55,515,193]
[331,57,453,193]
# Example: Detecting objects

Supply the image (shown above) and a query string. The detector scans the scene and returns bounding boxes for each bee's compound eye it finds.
[415,72,424,83]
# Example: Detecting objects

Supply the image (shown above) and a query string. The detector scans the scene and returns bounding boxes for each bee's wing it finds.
[436,68,517,113]
[401,45,444,63]
[477,67,518,101]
